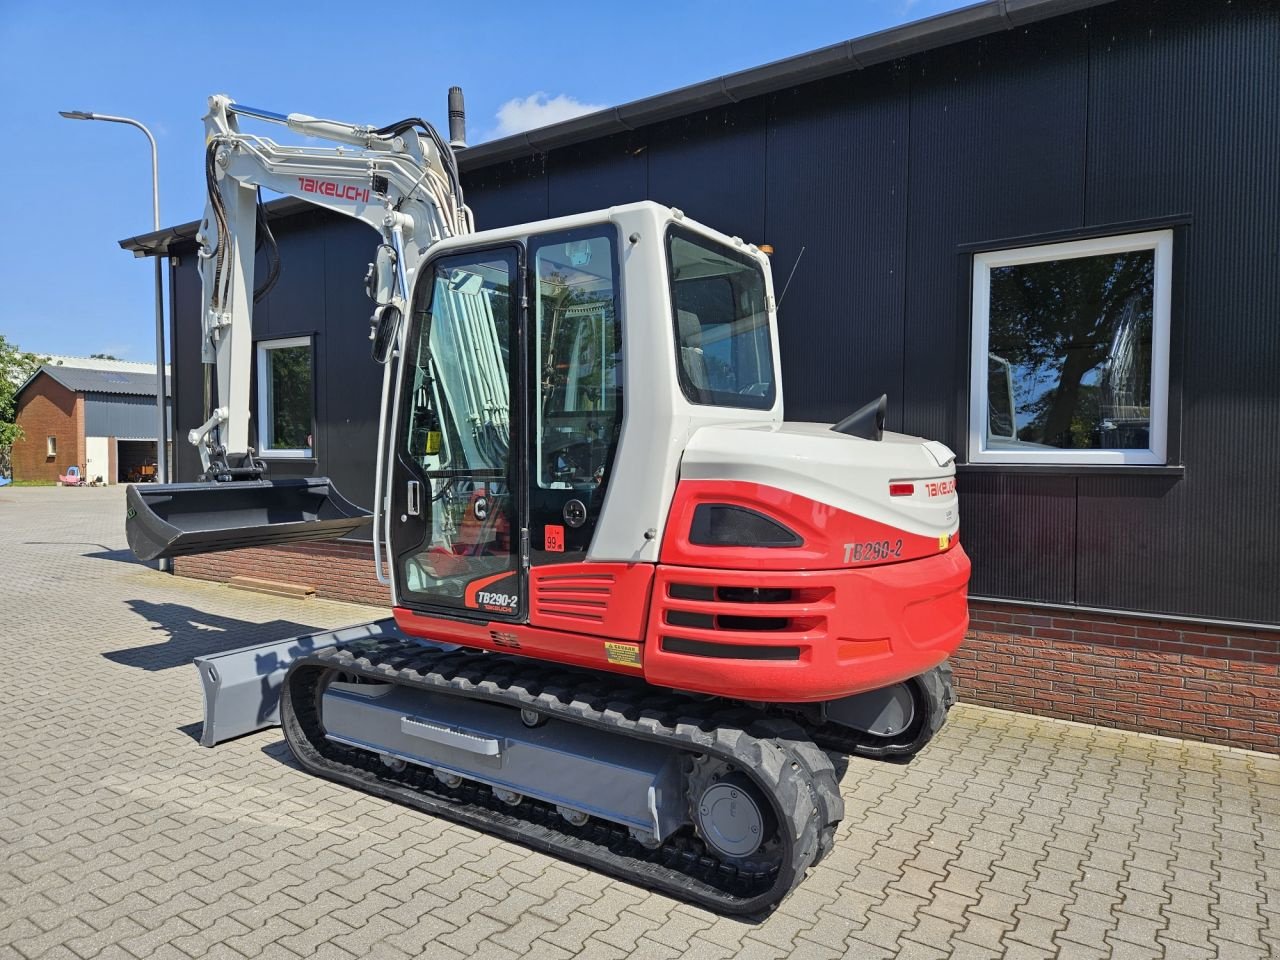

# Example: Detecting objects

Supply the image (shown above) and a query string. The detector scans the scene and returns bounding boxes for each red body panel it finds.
[662,479,949,570]
[394,481,970,704]
[644,546,970,701]
[528,562,654,641]
[394,606,643,674]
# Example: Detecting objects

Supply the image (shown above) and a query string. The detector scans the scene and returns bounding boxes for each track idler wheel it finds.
[686,757,780,867]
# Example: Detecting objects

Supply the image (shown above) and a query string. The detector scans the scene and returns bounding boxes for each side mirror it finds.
[370,304,402,364]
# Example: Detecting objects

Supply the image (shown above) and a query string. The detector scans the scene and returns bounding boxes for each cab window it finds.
[667,226,775,410]
[531,228,622,490]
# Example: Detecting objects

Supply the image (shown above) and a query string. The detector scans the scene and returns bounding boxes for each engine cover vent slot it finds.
[689,504,802,548]
[660,637,802,661]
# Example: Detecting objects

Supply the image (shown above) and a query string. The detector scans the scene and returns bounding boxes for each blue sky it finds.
[0,0,971,361]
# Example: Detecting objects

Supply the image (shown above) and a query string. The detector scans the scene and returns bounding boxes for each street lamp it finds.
[59,110,169,491]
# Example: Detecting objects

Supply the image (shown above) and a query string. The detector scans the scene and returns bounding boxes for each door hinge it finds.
[520,527,530,569]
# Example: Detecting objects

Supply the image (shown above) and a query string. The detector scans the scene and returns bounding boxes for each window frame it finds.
[46,435,56,458]
[968,229,1174,466]
[665,224,777,412]
[255,335,315,459]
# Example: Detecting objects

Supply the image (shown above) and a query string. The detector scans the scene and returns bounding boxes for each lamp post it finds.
[59,110,169,491]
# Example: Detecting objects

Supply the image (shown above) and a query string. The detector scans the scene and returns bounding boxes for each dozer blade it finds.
[125,477,371,562]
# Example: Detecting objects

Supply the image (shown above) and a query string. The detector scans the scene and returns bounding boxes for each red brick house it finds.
[11,359,171,485]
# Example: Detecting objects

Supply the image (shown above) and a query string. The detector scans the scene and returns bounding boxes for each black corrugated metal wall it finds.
[168,0,1279,624]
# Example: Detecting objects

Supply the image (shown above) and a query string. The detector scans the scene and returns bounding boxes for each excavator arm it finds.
[194,94,470,476]
[126,94,473,566]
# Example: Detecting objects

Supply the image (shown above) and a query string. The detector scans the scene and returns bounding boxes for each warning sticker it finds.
[604,642,642,668]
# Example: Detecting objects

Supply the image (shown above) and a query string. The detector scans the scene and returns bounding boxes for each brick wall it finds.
[954,601,1280,754]
[172,545,1280,754]
[175,539,386,606]
[12,375,81,483]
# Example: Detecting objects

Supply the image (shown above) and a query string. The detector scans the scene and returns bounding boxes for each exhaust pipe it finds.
[448,86,466,149]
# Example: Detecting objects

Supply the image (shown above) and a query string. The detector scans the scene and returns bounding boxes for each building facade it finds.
[125,0,1280,752]
[12,359,171,484]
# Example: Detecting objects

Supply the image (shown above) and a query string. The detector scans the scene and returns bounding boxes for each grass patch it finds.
[6,479,57,486]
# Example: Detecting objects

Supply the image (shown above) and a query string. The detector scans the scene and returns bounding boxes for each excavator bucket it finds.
[125,478,372,562]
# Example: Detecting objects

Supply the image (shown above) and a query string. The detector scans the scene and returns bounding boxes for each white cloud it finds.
[489,92,607,140]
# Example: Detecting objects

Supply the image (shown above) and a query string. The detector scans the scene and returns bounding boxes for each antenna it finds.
[777,245,806,309]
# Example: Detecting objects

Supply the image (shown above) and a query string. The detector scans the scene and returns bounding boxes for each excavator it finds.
[125,92,971,914]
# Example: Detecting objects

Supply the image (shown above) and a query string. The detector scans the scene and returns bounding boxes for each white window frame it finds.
[255,336,314,458]
[969,229,1173,465]
[46,435,56,457]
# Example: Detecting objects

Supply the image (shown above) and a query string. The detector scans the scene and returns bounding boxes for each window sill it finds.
[957,462,1185,478]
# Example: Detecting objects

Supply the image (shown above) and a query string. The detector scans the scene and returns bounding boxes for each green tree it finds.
[90,353,121,360]
[1,335,48,477]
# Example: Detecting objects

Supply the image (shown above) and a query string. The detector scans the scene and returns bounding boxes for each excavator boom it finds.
[127,94,473,565]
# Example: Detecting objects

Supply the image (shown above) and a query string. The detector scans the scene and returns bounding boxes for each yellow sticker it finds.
[938,533,951,550]
[604,642,642,668]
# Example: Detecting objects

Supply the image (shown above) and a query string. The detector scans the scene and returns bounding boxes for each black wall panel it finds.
[162,0,1280,623]
[764,67,910,426]
[318,220,384,512]
[1077,0,1280,620]
[960,473,1077,603]
[547,134,647,218]
[168,258,204,483]
[901,15,1089,446]
[646,102,768,245]
[463,157,548,229]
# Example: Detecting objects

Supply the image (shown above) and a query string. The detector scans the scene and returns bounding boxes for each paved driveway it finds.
[1,485,1277,959]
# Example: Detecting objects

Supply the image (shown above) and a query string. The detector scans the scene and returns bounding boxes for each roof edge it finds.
[120,0,1114,257]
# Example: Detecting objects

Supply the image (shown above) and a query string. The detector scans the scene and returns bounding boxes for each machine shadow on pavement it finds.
[103,599,325,671]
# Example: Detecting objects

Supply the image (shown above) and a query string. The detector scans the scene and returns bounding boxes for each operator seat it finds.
[678,309,709,392]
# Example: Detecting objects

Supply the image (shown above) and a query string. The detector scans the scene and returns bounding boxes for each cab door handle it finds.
[406,480,421,517]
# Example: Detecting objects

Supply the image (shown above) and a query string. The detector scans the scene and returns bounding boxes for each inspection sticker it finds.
[604,642,642,668]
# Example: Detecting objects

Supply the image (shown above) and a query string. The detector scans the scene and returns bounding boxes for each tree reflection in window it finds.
[988,250,1154,450]
[265,344,312,452]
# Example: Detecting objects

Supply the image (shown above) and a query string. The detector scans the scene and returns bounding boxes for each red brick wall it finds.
[175,540,387,606]
[954,601,1280,754]
[172,546,1280,754]
[12,375,81,483]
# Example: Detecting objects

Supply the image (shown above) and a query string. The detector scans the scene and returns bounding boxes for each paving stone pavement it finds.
[1,485,1277,960]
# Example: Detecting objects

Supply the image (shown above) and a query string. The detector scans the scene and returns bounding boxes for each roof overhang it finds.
[120,0,1114,258]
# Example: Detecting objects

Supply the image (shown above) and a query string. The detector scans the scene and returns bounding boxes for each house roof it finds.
[18,363,171,400]
[42,354,171,376]
[120,0,1114,258]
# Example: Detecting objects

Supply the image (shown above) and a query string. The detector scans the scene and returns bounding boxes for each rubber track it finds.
[280,638,843,915]
[804,661,955,759]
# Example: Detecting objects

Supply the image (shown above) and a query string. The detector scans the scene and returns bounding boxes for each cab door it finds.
[389,244,526,620]
[526,227,623,566]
